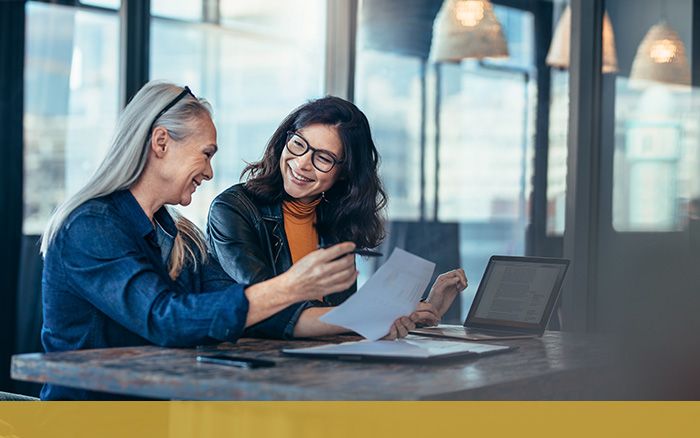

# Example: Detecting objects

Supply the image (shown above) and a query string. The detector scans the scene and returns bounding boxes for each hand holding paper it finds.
[319,248,436,340]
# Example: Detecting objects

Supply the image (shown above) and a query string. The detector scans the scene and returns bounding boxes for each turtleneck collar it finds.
[282,197,321,222]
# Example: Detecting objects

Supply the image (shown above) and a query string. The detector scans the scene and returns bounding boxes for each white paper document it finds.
[319,248,435,340]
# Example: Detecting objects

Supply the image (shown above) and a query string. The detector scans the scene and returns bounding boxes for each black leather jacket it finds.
[206,183,356,339]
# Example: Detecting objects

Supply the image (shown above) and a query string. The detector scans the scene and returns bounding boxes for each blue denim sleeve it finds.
[200,251,245,292]
[60,212,249,347]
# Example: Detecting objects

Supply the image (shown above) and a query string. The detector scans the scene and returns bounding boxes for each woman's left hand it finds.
[426,269,468,318]
[383,316,416,340]
[409,301,440,327]
[382,302,441,339]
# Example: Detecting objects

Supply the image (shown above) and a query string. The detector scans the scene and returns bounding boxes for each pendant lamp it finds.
[546,5,619,73]
[630,21,690,87]
[431,0,509,62]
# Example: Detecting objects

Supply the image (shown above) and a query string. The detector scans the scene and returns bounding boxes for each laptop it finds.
[282,336,516,362]
[411,255,569,341]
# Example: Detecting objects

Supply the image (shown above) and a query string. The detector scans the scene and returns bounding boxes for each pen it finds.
[318,244,383,257]
[351,249,383,257]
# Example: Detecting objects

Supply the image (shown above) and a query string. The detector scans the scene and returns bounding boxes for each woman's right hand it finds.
[281,242,358,302]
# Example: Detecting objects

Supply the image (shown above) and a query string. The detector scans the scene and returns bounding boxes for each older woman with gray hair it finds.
[39,81,358,400]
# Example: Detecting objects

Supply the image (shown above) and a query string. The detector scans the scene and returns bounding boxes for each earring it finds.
[320,191,328,203]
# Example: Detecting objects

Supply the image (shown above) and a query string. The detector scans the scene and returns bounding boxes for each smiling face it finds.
[280,123,343,203]
[159,116,218,206]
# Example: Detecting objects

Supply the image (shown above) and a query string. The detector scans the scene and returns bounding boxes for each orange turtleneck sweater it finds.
[282,198,322,263]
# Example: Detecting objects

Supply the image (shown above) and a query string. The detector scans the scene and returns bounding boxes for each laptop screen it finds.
[465,256,569,333]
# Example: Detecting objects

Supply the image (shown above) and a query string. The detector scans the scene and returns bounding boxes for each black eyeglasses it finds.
[285,131,343,173]
[148,86,196,134]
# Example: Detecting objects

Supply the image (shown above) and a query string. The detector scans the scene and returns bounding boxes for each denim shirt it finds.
[41,190,249,400]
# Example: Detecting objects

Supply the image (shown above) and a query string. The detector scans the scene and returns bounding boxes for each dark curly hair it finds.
[242,96,387,249]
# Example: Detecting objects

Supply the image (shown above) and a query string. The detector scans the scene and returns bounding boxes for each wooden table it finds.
[11,332,611,400]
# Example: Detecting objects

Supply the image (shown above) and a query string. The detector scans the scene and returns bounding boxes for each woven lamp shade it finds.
[630,22,690,86]
[546,5,619,73]
[431,0,508,62]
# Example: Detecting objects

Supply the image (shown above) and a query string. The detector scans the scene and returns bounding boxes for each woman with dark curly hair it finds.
[207,96,467,339]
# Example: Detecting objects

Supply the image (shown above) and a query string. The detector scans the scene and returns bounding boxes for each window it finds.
[355,52,424,220]
[545,1,571,237]
[79,0,120,9]
[607,0,698,232]
[151,0,202,21]
[546,68,569,235]
[24,1,120,234]
[355,1,569,319]
[150,0,327,227]
[434,6,536,317]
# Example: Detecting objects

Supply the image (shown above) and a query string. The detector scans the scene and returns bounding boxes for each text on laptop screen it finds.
[473,261,563,324]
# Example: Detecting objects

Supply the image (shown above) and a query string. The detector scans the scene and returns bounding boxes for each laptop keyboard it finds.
[439,326,520,338]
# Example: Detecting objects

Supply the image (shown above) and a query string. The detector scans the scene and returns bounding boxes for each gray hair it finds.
[41,80,213,256]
